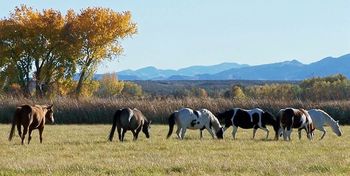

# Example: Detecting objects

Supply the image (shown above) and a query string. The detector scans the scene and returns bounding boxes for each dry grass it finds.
[1,97,350,124]
[0,124,349,175]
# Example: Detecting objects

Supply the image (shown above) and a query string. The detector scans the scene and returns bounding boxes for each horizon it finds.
[117,53,349,72]
[1,1,349,73]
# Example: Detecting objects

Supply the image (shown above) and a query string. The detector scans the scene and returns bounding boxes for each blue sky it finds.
[1,1,349,73]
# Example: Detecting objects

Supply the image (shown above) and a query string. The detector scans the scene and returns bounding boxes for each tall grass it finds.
[1,97,350,124]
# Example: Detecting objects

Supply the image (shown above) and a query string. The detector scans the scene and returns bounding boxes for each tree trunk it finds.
[75,57,93,96]
[75,68,86,96]
[34,60,44,97]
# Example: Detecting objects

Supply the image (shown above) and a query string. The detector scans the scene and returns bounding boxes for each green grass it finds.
[0,124,349,175]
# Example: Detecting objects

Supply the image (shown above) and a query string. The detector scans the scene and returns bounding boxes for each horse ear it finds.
[47,104,53,109]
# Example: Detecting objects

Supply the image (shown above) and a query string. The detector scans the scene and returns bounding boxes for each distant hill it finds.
[100,54,350,80]
[211,54,350,80]
[117,63,248,80]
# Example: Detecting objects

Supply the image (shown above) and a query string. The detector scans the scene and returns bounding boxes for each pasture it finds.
[0,125,349,175]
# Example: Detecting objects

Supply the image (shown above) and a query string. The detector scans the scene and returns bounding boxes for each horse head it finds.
[142,119,151,138]
[215,127,224,139]
[216,110,233,131]
[263,111,281,140]
[45,104,54,124]
[332,120,342,136]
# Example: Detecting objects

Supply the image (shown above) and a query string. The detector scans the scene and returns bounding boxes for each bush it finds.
[122,82,143,97]
[97,73,124,97]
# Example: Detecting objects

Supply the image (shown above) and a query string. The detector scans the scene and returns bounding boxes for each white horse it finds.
[166,108,224,140]
[307,109,342,140]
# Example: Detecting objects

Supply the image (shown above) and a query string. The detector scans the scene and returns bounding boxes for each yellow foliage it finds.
[79,80,100,97]
[122,82,142,97]
[98,73,124,97]
[232,86,246,100]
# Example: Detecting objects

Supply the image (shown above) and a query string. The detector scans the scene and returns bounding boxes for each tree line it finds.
[0,5,137,97]
[224,74,350,101]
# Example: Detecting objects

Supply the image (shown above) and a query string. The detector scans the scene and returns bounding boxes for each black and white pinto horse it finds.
[278,108,315,141]
[167,108,224,140]
[217,108,280,140]
[308,109,342,140]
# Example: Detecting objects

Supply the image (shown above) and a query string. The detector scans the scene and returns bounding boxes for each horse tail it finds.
[9,107,21,141]
[8,119,16,141]
[109,109,121,141]
[166,112,177,139]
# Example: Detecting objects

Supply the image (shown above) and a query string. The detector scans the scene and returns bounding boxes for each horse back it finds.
[280,108,296,128]
[131,108,145,128]
[118,108,132,128]
[232,108,256,129]
[14,105,32,124]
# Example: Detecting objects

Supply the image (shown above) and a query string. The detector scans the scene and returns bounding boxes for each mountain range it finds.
[98,54,350,80]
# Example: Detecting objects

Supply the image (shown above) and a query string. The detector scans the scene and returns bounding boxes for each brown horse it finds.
[279,108,315,141]
[8,104,54,144]
[108,108,151,142]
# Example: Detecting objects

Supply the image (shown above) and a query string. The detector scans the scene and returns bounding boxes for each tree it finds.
[122,82,142,97]
[97,73,124,97]
[0,5,76,97]
[69,7,137,96]
[231,86,246,100]
[0,8,34,95]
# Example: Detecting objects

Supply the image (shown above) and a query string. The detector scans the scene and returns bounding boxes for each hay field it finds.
[0,125,349,175]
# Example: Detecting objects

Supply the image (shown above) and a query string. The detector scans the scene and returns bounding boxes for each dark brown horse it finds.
[109,108,151,142]
[8,104,54,144]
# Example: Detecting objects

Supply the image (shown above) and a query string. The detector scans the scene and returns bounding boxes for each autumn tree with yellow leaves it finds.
[66,7,137,96]
[0,5,137,97]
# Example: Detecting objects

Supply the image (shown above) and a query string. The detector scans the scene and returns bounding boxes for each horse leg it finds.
[320,128,326,140]
[232,125,238,139]
[176,126,182,139]
[21,127,28,145]
[282,127,287,140]
[117,127,122,141]
[260,126,269,139]
[286,128,292,141]
[28,128,33,144]
[39,127,44,143]
[252,126,259,139]
[17,123,22,138]
[180,128,187,140]
[298,129,302,140]
[135,127,141,140]
[131,130,137,141]
[205,126,215,139]
[121,129,127,142]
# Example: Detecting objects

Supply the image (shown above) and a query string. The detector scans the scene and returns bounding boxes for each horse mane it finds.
[193,110,200,118]
[317,109,336,122]
[263,111,276,121]
[203,109,222,131]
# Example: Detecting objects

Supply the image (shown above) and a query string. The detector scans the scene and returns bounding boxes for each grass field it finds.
[0,124,349,175]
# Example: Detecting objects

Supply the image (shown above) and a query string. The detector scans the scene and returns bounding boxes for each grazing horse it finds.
[279,108,315,141]
[308,109,342,140]
[109,108,151,142]
[8,104,54,145]
[217,108,280,140]
[166,108,224,140]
